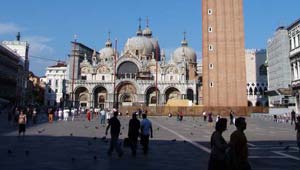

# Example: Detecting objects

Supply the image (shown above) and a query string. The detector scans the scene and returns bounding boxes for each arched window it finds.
[249,87,253,95]
[254,87,258,95]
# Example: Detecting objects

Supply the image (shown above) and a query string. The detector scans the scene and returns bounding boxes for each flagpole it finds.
[113,38,118,109]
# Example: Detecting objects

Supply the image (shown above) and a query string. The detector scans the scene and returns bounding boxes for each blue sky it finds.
[0,0,299,76]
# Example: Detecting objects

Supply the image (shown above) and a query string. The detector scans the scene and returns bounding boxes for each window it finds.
[170,76,173,81]
[102,76,105,80]
[259,64,267,76]
[55,89,58,93]
[136,50,139,56]
[82,75,87,80]
[209,44,214,51]
[208,27,213,32]
[208,9,213,15]
[48,80,52,85]
[210,81,214,88]
[55,80,58,87]
[209,64,214,69]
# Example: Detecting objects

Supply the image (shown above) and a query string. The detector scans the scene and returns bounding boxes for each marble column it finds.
[293,63,298,81]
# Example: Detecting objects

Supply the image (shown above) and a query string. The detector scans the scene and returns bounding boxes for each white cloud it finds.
[23,36,56,76]
[0,22,22,35]
[24,36,54,58]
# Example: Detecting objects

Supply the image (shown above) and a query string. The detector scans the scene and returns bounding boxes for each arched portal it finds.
[145,87,160,106]
[75,87,89,108]
[93,86,108,109]
[117,61,139,79]
[165,87,181,103]
[187,89,194,102]
[117,82,137,106]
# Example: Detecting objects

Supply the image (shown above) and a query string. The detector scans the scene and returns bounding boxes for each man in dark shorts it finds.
[18,110,27,137]
[105,111,123,157]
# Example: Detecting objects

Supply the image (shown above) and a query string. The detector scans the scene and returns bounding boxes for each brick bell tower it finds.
[202,0,247,107]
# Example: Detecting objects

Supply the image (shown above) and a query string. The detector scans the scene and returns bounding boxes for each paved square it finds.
[0,114,299,170]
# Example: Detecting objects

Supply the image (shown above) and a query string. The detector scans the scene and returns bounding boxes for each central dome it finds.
[124,36,154,57]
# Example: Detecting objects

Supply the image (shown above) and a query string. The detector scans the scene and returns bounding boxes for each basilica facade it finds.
[66,24,199,109]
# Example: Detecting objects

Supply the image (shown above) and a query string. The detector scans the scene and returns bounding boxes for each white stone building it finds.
[289,19,300,112]
[267,26,294,107]
[44,62,67,107]
[66,24,199,109]
[2,33,30,106]
[245,49,268,106]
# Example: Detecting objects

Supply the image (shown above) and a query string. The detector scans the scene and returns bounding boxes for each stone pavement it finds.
[0,113,299,170]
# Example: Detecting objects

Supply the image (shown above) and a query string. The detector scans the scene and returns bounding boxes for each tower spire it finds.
[181,31,188,46]
[146,16,149,27]
[105,31,112,47]
[16,32,21,41]
[108,31,111,40]
[136,17,142,36]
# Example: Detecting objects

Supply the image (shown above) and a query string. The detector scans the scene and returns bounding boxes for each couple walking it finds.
[208,117,251,170]
[105,111,153,157]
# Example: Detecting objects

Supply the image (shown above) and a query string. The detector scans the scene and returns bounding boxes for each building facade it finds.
[289,19,300,112]
[267,26,294,107]
[202,0,247,107]
[2,33,30,106]
[44,62,67,107]
[66,25,198,109]
[0,44,23,106]
[245,49,268,106]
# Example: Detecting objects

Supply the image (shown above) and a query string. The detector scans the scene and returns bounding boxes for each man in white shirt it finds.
[140,113,153,155]
[100,109,106,125]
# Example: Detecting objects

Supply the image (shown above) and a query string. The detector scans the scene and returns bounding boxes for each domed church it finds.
[67,21,199,109]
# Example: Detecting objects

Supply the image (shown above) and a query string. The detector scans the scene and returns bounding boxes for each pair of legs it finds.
[107,135,123,157]
[129,137,138,156]
[140,134,149,154]
[100,115,105,124]
[18,124,26,136]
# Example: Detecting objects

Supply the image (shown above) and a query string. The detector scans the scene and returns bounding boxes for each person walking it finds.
[86,109,91,122]
[140,113,153,155]
[208,118,228,170]
[295,116,300,154]
[105,111,123,157]
[229,110,234,125]
[203,111,207,122]
[208,112,213,127]
[100,108,106,125]
[106,109,111,125]
[291,110,296,125]
[229,117,251,170]
[48,108,54,123]
[32,108,37,124]
[18,110,27,137]
[128,113,140,156]
[14,107,19,126]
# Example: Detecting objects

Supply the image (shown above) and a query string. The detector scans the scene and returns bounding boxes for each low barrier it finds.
[118,106,269,116]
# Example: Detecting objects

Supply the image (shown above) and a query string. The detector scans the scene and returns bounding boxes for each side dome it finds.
[98,39,114,61]
[173,38,196,63]
[124,36,154,57]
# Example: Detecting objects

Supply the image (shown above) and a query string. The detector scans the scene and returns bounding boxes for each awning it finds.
[264,90,279,96]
